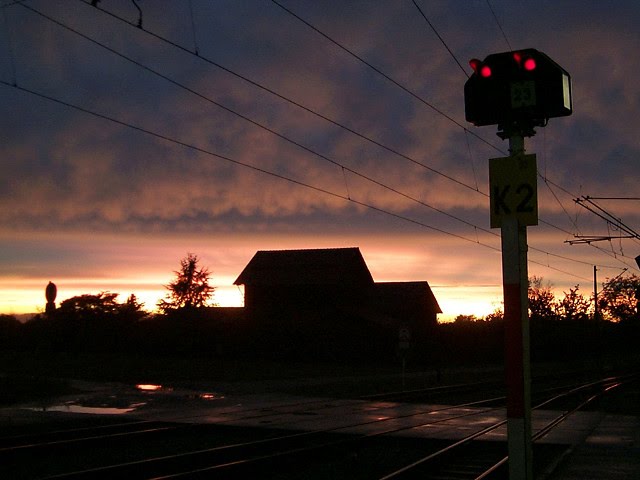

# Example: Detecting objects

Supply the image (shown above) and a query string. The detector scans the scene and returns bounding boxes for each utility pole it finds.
[465,48,572,480]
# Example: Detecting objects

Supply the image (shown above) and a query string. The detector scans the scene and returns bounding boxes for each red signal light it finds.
[523,57,536,71]
[470,59,492,78]
[513,52,536,71]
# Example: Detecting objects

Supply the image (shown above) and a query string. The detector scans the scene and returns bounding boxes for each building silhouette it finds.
[233,247,441,360]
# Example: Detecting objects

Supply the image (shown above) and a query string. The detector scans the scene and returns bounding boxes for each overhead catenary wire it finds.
[269,0,506,156]
[11,1,626,280]
[1,1,17,85]
[463,129,480,192]
[587,197,640,201]
[537,179,639,269]
[410,0,478,191]
[410,0,468,78]
[187,0,199,56]
[542,177,583,236]
[417,0,637,276]
[0,79,502,253]
[575,197,640,246]
[0,0,26,7]
[485,0,512,51]
[478,0,635,267]
[75,0,485,197]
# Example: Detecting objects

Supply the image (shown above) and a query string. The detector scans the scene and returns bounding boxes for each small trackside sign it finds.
[489,154,538,228]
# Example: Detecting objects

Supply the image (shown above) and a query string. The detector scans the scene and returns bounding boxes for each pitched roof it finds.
[234,247,374,286]
[375,281,442,313]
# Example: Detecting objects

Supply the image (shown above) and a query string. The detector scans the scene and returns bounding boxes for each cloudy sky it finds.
[1,0,638,320]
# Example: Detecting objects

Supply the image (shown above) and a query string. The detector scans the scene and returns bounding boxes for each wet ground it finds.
[1,376,639,478]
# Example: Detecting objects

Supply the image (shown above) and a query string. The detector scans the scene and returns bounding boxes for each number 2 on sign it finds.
[516,184,534,213]
[493,183,534,215]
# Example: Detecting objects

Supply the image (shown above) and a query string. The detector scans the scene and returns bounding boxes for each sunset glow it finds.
[0,230,607,322]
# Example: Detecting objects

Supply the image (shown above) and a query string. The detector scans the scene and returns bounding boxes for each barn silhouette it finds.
[233,247,441,360]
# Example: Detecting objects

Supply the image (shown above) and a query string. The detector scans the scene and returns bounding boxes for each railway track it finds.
[0,373,635,479]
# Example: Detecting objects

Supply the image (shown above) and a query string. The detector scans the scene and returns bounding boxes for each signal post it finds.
[464,49,572,480]
[491,133,536,479]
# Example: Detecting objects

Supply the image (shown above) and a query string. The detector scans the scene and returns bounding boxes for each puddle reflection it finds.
[23,381,226,415]
[40,402,146,415]
[136,384,164,392]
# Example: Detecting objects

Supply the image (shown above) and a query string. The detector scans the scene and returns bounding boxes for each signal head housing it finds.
[464,48,572,128]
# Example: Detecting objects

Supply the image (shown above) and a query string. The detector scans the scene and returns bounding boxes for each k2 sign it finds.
[489,154,538,228]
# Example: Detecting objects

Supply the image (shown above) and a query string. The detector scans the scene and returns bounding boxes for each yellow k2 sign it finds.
[489,154,538,228]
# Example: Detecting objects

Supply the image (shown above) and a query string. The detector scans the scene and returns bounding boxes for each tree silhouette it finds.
[120,294,148,322]
[528,276,557,321]
[557,285,590,322]
[58,292,121,321]
[454,314,481,324]
[598,273,640,323]
[56,292,147,322]
[157,253,216,314]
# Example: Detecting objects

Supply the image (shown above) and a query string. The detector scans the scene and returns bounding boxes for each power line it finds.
[1,0,26,8]
[587,197,640,201]
[0,79,501,252]
[528,258,590,282]
[410,0,468,78]
[270,1,639,275]
[269,0,505,156]
[535,171,637,267]
[187,0,199,56]
[74,0,486,197]
[541,177,582,235]
[539,174,578,199]
[485,0,512,51]
[473,0,629,267]
[463,129,480,192]
[572,197,640,248]
[1,0,17,85]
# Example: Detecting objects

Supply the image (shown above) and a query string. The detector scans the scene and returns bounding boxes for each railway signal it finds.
[465,48,572,133]
[464,48,572,480]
